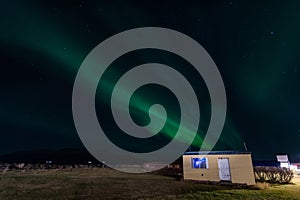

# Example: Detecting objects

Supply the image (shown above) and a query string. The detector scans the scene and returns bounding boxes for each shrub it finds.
[254,166,293,184]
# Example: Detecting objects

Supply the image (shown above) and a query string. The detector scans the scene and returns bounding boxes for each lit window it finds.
[192,157,208,169]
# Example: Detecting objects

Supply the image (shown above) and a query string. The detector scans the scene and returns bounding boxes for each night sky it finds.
[1,0,300,161]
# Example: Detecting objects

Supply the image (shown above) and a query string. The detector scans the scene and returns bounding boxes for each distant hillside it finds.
[0,148,100,164]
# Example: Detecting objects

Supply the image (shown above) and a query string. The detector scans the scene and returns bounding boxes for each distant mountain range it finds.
[0,148,292,166]
[0,148,100,164]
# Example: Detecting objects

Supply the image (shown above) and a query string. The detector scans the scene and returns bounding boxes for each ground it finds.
[0,168,299,200]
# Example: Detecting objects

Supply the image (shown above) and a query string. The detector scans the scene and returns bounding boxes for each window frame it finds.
[191,157,209,169]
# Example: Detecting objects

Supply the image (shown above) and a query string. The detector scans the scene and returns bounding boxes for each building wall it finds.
[183,154,256,185]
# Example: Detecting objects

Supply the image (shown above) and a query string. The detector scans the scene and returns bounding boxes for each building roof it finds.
[183,151,251,155]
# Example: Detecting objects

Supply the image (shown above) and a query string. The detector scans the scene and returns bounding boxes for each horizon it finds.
[0,147,297,163]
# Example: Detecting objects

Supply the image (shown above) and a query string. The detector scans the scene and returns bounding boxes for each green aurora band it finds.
[0,2,249,151]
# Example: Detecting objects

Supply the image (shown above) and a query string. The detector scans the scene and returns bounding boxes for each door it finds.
[218,158,231,181]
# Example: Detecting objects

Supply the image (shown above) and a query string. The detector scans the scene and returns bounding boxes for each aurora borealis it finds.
[1,1,300,161]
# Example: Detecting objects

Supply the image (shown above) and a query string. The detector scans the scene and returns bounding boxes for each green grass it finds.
[0,168,299,199]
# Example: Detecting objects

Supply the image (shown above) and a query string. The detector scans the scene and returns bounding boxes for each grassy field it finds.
[0,168,299,200]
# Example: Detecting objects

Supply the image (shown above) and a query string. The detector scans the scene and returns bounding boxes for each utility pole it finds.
[243,142,248,151]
